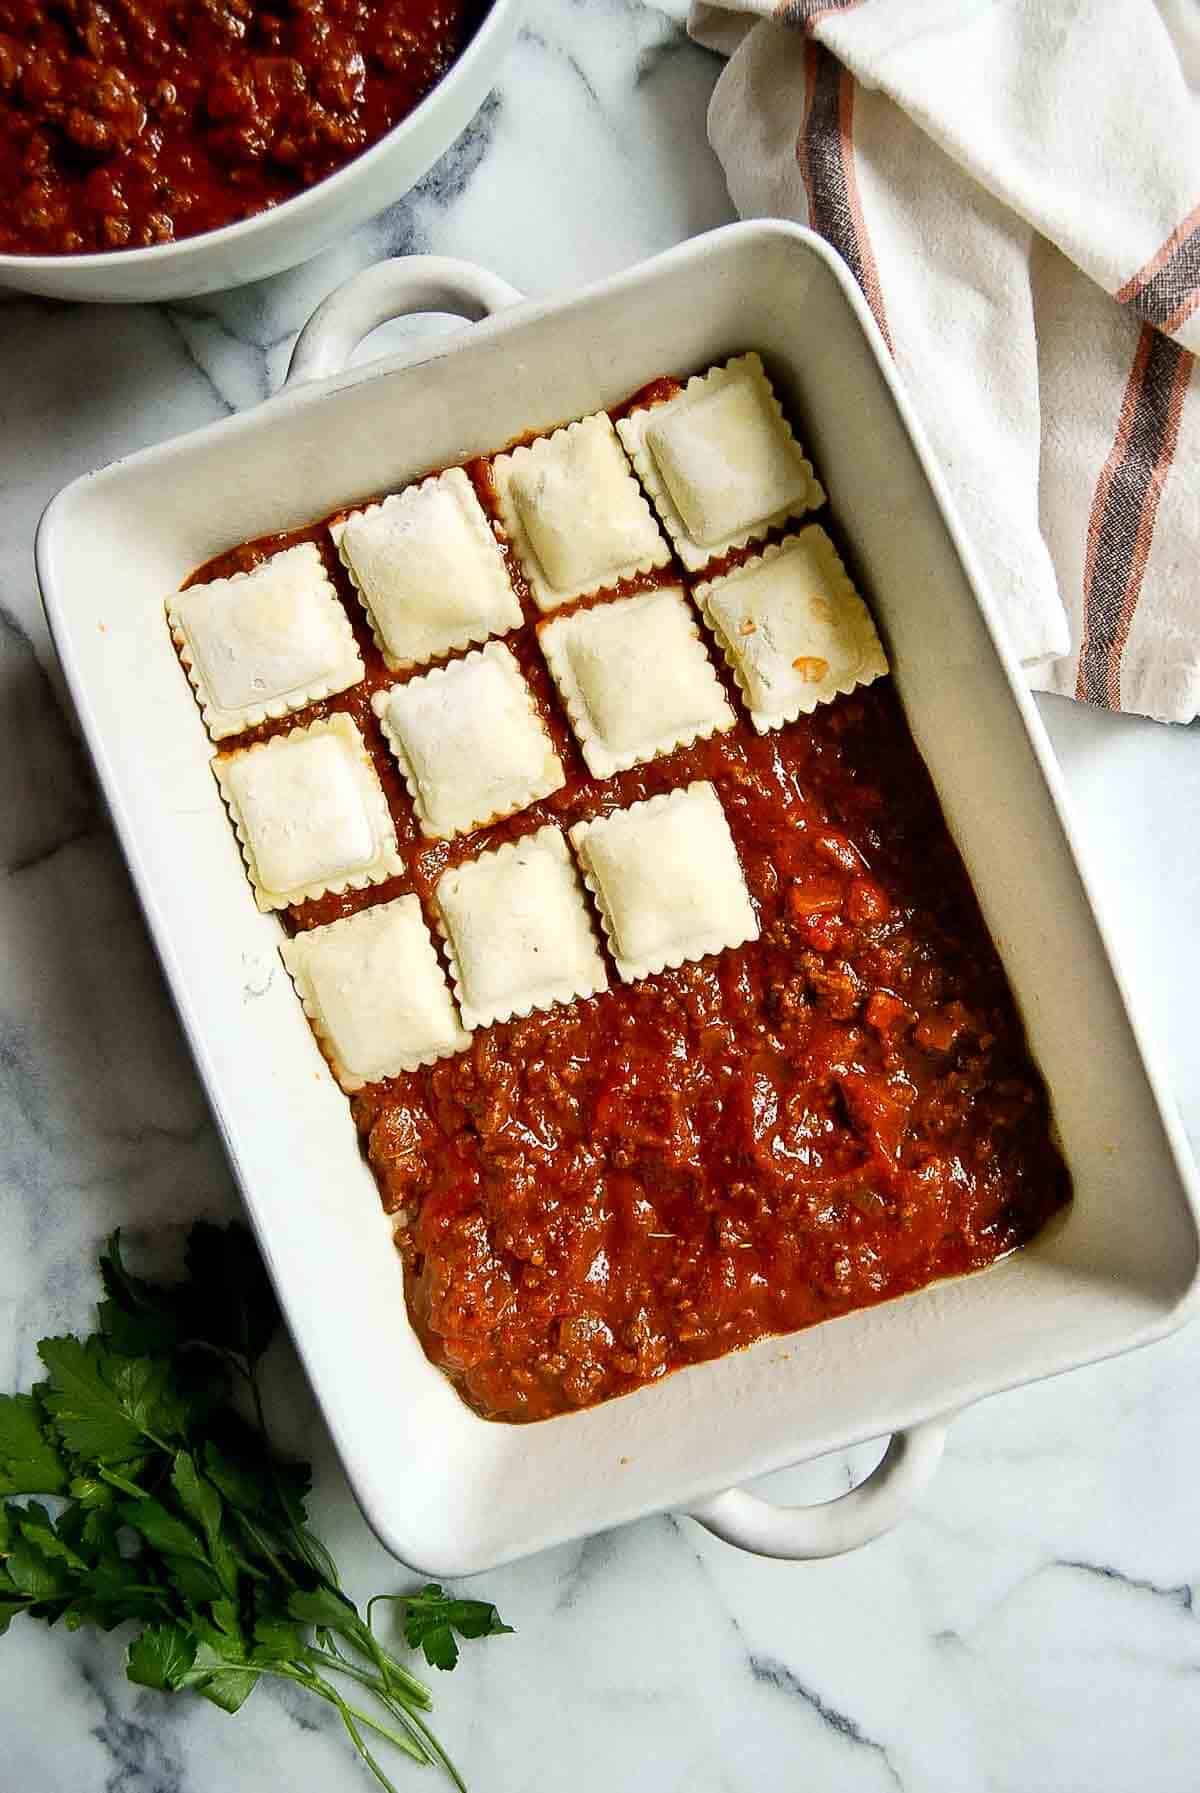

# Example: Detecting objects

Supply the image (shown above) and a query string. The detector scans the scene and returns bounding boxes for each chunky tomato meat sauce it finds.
[191,385,1070,1423]
[0,0,484,254]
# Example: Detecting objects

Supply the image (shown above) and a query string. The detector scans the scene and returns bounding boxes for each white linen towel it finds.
[689,0,1200,722]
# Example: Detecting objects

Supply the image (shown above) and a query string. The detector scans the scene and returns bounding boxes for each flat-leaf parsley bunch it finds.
[0,1223,510,1791]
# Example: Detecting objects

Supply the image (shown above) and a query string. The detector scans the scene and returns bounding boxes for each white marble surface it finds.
[2,3,1199,1788]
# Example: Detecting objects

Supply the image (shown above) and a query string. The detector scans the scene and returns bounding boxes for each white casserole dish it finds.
[37,223,1200,1574]
[0,0,520,304]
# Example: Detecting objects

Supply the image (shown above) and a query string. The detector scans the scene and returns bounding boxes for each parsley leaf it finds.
[170,1451,240,1599]
[170,1452,221,1544]
[200,1440,269,1510]
[5,1524,75,1604]
[192,1662,260,1715]
[15,1501,88,1573]
[37,1338,184,1461]
[98,1233,181,1358]
[251,1612,306,1662]
[288,1583,363,1640]
[117,1497,208,1565]
[397,1586,514,1672]
[0,1394,67,1496]
[127,1623,197,1691]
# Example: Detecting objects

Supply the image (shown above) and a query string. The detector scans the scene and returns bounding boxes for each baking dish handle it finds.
[687,1418,948,1560]
[286,256,525,386]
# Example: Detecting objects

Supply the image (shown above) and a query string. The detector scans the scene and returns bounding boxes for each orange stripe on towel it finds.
[795,42,892,353]
[1075,326,1193,708]
[1104,346,1192,705]
[1114,201,1200,339]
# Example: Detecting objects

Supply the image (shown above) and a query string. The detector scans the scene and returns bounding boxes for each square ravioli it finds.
[167,542,363,740]
[435,826,608,1028]
[697,526,888,732]
[333,467,522,671]
[617,353,824,571]
[213,713,403,911]
[539,586,736,778]
[372,642,564,840]
[281,896,468,1091]
[492,412,670,612]
[570,781,758,982]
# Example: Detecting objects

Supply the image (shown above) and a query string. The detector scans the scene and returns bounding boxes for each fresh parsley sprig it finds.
[0,1223,511,1791]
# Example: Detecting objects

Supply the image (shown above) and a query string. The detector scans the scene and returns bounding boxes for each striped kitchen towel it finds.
[690,0,1200,723]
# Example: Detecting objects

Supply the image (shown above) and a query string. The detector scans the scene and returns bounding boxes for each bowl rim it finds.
[0,0,512,274]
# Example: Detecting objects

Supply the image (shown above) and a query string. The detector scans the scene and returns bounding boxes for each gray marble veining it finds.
[2,3,1199,1789]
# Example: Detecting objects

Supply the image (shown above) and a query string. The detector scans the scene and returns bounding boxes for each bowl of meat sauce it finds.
[0,0,518,300]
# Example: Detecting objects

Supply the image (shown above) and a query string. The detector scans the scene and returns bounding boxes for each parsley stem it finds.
[335,1699,408,1793]
[395,1700,468,1793]
[307,1645,431,1713]
[341,1610,433,1708]
[310,1684,413,1792]
[365,1641,435,1707]
[306,1646,391,1691]
[363,1594,463,1713]
[261,1662,429,1777]
[298,1648,454,1779]
[346,1693,434,1761]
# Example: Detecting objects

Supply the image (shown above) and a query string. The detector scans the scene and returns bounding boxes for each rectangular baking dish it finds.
[38,222,1200,1574]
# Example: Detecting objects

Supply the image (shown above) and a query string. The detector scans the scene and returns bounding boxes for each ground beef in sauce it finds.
[0,0,485,254]
[188,404,1070,1425]
[367,694,1068,1421]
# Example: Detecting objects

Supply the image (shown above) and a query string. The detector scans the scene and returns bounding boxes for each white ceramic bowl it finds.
[37,226,1200,1573]
[0,0,520,304]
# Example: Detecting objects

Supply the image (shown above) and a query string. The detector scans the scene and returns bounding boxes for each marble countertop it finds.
[2,3,1199,1788]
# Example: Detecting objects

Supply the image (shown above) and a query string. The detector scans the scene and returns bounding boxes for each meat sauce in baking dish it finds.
[178,360,1070,1422]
